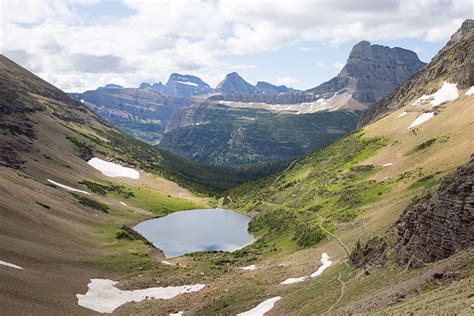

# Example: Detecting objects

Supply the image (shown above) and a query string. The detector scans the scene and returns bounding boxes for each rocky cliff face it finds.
[165,73,213,97]
[359,19,473,126]
[396,158,474,266]
[215,72,261,95]
[71,85,192,143]
[309,40,426,105]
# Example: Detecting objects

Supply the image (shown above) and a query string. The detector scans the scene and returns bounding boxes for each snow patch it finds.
[161,261,172,265]
[77,279,205,313]
[309,253,332,277]
[47,179,91,195]
[87,158,140,179]
[408,112,435,129]
[237,296,281,316]
[169,312,183,316]
[383,163,393,167]
[280,253,332,285]
[119,201,128,206]
[239,264,256,271]
[398,112,408,118]
[412,81,459,107]
[176,81,198,87]
[465,86,474,96]
[0,260,23,270]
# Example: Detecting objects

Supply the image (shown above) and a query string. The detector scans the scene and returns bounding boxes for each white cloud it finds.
[0,0,471,91]
[276,76,298,86]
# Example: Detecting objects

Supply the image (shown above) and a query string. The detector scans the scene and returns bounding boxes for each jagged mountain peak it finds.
[165,73,213,97]
[308,40,425,108]
[215,72,260,95]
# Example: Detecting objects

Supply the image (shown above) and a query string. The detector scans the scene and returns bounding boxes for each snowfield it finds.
[281,253,332,285]
[408,112,435,129]
[465,86,474,96]
[237,296,282,316]
[0,260,23,270]
[239,264,256,270]
[87,158,140,179]
[77,279,205,313]
[398,111,408,118]
[47,179,91,195]
[176,81,198,87]
[412,81,459,107]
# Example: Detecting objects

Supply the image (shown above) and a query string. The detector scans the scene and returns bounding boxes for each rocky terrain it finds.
[360,19,473,126]
[71,84,193,144]
[396,158,473,265]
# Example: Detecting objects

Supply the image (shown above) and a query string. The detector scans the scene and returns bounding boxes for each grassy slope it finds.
[211,85,473,314]
[160,103,360,165]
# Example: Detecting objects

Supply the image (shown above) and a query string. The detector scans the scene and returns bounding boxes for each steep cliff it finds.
[309,40,426,106]
[396,158,473,266]
[359,19,473,126]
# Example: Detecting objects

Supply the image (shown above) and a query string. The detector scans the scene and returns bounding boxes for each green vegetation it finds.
[227,132,390,251]
[71,193,109,213]
[408,138,437,154]
[78,180,134,198]
[116,225,153,247]
[408,172,441,190]
[160,104,361,165]
[128,187,207,215]
[66,129,288,194]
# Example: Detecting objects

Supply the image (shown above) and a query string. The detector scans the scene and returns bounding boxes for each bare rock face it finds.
[165,73,213,97]
[396,158,474,266]
[309,40,426,105]
[359,19,474,126]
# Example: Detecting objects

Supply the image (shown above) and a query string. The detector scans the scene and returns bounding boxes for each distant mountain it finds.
[102,83,123,89]
[152,82,166,93]
[70,84,192,144]
[307,40,427,110]
[359,19,473,126]
[255,81,294,94]
[215,72,261,95]
[161,42,425,165]
[165,73,213,97]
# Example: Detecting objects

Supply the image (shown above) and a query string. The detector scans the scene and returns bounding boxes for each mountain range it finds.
[159,41,426,164]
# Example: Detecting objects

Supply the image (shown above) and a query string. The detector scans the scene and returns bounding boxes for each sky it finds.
[0,0,472,92]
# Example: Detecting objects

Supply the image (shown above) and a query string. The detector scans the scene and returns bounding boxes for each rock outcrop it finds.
[396,158,474,266]
[359,19,473,126]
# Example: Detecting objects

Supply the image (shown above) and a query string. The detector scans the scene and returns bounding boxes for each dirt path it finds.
[317,215,350,259]
[326,273,346,314]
